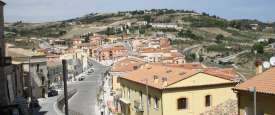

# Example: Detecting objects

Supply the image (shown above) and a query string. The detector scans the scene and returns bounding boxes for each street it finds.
[36,59,108,115]
[67,59,108,115]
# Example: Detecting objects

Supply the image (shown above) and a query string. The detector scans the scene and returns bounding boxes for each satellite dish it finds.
[270,56,275,66]
[263,61,271,69]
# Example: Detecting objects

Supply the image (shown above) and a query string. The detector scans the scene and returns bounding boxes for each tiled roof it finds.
[121,64,237,90]
[204,68,236,81]
[121,64,199,89]
[234,67,275,95]
[165,63,204,69]
[111,57,145,72]
[47,59,62,67]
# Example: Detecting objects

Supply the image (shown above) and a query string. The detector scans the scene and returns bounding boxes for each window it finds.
[177,98,187,109]
[36,64,40,72]
[123,88,125,98]
[205,95,212,107]
[154,97,159,109]
[148,95,151,107]
[139,91,143,102]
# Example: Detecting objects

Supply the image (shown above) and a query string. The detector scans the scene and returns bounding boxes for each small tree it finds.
[252,43,264,54]
[215,34,224,43]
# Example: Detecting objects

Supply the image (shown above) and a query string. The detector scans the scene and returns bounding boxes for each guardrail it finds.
[57,89,83,115]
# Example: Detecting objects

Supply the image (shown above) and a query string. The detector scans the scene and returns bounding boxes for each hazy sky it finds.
[4,0,275,23]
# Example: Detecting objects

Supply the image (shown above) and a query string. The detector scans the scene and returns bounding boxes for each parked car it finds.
[78,76,85,81]
[48,89,58,97]
[29,99,40,108]
[88,69,94,73]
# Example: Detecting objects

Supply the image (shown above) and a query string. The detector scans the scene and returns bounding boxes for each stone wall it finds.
[200,99,238,115]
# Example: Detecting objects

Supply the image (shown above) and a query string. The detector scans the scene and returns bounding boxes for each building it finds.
[90,35,106,46]
[139,47,185,64]
[149,23,178,29]
[233,67,275,115]
[0,2,29,114]
[110,56,145,91]
[93,44,128,61]
[7,46,48,99]
[47,58,62,88]
[118,64,238,115]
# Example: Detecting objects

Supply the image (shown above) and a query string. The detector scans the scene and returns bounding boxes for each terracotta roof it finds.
[234,67,275,95]
[47,59,62,67]
[121,64,199,89]
[112,57,145,72]
[204,68,236,81]
[140,48,161,53]
[170,52,183,57]
[121,64,237,90]
[166,63,204,69]
[76,43,91,47]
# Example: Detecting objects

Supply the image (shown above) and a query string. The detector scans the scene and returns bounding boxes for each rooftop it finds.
[111,57,145,72]
[234,67,275,95]
[121,64,237,90]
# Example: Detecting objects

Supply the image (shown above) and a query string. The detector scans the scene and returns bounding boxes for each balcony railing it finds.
[134,100,144,112]
[0,57,12,66]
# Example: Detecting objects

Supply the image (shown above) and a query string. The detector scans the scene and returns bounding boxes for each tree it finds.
[252,43,264,54]
[143,15,151,23]
[215,34,224,43]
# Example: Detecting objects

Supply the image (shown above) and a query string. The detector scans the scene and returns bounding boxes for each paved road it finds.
[34,96,60,115]
[68,59,108,115]
[35,59,107,115]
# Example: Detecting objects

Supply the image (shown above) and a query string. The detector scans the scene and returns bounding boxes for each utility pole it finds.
[62,60,69,115]
[249,87,256,115]
[146,79,149,115]
[28,56,34,115]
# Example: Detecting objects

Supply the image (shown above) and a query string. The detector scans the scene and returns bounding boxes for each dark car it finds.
[29,99,40,108]
[48,89,58,97]
[88,69,94,73]
[78,76,85,81]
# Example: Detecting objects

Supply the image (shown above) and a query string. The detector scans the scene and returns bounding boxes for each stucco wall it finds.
[167,73,233,88]
[162,84,237,115]
[120,79,163,115]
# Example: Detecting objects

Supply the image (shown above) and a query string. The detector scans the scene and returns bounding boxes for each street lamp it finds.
[248,87,256,115]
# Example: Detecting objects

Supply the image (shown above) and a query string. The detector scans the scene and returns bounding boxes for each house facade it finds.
[118,64,238,115]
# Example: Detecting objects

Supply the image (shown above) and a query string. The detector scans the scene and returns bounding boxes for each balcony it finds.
[0,57,12,66]
[4,57,12,65]
[134,100,144,112]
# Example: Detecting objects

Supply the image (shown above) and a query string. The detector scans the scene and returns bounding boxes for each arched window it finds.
[177,98,188,109]
[205,95,212,107]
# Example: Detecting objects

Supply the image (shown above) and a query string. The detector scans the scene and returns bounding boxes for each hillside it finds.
[4,9,275,77]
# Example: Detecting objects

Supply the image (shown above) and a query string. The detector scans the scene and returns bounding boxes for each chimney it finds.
[162,77,168,87]
[255,59,263,75]
[154,75,159,84]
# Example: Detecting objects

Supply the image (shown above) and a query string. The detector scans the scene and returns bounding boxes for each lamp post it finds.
[249,87,256,115]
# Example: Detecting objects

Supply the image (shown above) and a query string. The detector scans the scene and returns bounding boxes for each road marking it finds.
[54,101,63,115]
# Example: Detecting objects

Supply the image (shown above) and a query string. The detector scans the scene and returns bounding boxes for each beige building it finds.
[7,46,48,98]
[118,64,238,115]
[110,56,145,91]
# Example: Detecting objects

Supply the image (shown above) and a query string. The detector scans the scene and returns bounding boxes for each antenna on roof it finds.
[263,61,271,69]
[269,56,275,66]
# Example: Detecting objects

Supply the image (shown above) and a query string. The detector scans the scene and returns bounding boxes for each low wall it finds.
[56,89,83,115]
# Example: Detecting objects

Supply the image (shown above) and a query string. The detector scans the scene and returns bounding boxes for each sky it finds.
[4,0,275,23]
